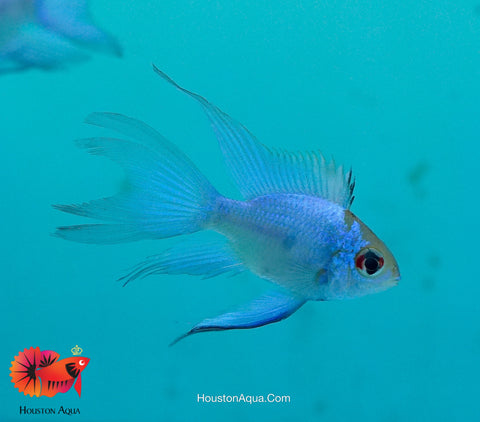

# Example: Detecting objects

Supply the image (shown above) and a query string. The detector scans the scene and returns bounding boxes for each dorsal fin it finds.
[39,350,60,368]
[153,66,355,209]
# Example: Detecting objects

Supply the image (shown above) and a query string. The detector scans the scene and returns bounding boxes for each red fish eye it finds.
[355,254,365,270]
[355,248,384,276]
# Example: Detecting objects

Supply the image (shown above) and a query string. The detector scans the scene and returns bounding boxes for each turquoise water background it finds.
[0,1,477,421]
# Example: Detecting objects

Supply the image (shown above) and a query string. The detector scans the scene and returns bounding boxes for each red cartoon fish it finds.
[9,347,90,397]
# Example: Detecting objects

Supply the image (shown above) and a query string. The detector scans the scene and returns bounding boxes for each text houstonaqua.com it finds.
[197,394,291,404]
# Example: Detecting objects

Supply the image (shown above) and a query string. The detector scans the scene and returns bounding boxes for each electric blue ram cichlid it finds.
[0,0,121,73]
[55,66,400,345]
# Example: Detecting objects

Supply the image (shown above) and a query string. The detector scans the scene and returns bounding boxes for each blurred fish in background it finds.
[0,0,121,73]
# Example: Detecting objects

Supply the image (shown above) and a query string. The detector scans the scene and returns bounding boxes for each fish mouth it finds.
[389,276,401,287]
[391,265,401,285]
[382,275,400,289]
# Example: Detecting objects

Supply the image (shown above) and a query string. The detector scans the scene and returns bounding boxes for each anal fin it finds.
[120,237,245,286]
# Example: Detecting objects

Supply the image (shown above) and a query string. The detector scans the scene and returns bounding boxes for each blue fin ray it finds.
[53,224,146,244]
[153,66,355,208]
[119,237,245,285]
[171,289,306,345]
[54,115,219,243]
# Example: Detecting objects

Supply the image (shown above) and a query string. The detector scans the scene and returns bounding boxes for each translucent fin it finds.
[54,114,219,244]
[36,0,122,56]
[171,289,306,345]
[119,239,245,285]
[54,224,148,244]
[1,23,88,70]
[120,237,245,285]
[153,66,355,209]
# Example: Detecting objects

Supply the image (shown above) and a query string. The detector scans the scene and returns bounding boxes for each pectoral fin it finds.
[170,289,306,345]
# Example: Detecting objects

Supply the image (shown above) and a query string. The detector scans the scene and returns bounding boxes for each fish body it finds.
[0,0,121,73]
[55,67,400,344]
[36,356,89,397]
[9,347,90,397]
[212,194,396,301]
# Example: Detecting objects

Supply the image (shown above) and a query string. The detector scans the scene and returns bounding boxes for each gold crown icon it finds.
[71,345,83,356]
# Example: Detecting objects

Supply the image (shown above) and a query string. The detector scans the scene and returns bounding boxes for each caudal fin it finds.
[9,347,44,397]
[55,113,219,244]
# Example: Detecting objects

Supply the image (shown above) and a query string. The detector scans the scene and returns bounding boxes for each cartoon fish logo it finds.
[9,347,90,397]
[54,66,400,345]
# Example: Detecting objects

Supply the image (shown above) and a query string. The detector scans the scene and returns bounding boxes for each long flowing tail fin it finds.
[54,113,219,244]
[10,347,42,397]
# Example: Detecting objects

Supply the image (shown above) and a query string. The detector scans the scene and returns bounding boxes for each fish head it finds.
[64,357,90,378]
[76,357,90,370]
[325,210,400,300]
